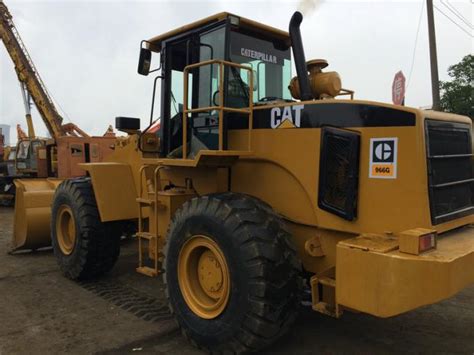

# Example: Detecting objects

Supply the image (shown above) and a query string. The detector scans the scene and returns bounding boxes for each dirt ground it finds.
[0,206,473,354]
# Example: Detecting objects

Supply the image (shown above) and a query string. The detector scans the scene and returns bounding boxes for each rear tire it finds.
[51,177,121,280]
[163,192,302,353]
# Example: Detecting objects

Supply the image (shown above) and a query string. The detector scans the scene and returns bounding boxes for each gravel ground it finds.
[0,207,473,354]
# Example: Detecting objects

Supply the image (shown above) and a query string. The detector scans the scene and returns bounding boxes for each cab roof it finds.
[147,12,290,52]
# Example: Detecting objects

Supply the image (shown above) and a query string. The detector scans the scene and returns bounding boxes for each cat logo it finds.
[369,137,398,179]
[270,105,304,129]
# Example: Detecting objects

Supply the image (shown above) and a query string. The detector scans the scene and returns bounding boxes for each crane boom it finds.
[0,0,66,139]
[19,82,36,139]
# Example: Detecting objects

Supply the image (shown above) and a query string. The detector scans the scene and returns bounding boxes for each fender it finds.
[81,162,138,222]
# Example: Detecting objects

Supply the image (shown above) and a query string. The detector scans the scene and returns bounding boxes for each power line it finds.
[441,0,474,30]
[445,0,473,29]
[434,4,474,37]
[406,0,425,91]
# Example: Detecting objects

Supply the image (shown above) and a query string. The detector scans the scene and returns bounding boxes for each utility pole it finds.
[426,0,440,110]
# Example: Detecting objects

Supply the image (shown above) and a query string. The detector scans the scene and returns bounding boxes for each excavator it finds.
[0,0,116,250]
[0,90,48,206]
[13,84,47,177]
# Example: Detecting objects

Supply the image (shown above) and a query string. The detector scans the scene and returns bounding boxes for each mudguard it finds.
[81,163,138,222]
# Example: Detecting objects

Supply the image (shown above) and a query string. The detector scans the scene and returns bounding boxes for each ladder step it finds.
[319,276,336,288]
[136,232,156,240]
[136,197,154,205]
[313,302,341,318]
[136,197,166,210]
[136,266,158,277]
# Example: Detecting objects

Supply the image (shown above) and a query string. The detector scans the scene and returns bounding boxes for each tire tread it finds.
[51,177,120,280]
[162,192,302,353]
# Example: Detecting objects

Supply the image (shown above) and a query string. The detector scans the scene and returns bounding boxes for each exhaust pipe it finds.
[289,11,313,101]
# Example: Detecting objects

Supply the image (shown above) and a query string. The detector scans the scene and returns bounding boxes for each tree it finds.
[440,54,473,119]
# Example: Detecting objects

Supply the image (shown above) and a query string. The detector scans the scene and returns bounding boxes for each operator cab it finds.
[15,138,44,174]
[138,13,293,157]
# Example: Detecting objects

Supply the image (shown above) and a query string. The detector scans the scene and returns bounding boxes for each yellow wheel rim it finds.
[178,235,230,319]
[56,205,76,255]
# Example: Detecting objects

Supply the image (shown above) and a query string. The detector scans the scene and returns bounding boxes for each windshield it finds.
[17,140,30,160]
[229,29,292,102]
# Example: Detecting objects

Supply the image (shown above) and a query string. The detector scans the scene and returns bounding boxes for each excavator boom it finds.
[19,82,36,139]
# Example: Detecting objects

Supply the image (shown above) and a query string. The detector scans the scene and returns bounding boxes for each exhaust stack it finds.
[289,11,312,101]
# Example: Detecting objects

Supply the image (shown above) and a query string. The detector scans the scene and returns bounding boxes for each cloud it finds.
[298,0,323,17]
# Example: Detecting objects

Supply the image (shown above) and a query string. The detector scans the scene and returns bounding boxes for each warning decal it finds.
[369,137,398,179]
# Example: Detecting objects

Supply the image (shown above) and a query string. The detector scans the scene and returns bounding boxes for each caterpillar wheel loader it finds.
[46,11,473,352]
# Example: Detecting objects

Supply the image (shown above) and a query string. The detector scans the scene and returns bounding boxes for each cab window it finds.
[229,29,292,103]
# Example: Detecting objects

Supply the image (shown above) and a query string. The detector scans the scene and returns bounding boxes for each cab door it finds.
[160,23,227,158]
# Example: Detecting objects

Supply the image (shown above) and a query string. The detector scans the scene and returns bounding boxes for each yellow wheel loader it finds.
[46,11,473,352]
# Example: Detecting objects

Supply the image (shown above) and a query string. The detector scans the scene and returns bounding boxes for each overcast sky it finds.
[0,0,472,144]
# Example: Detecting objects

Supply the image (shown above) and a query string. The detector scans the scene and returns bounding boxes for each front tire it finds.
[163,193,302,353]
[51,178,121,280]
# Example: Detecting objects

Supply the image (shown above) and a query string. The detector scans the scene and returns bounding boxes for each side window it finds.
[166,40,193,155]
[17,141,30,159]
[170,69,184,118]
[197,27,225,109]
[31,141,42,155]
[70,143,83,157]
[318,127,360,221]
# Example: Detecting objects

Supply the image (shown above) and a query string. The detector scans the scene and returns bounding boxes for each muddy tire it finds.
[51,177,121,280]
[163,192,302,353]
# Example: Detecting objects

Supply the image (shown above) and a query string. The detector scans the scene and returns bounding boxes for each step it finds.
[313,301,341,318]
[136,197,166,210]
[318,276,336,288]
[136,266,158,277]
[136,197,154,205]
[136,232,156,240]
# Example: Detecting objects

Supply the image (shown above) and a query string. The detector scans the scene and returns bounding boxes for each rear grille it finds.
[318,127,360,221]
[425,119,474,224]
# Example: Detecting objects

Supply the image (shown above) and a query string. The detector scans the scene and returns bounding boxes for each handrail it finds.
[182,59,254,158]
[336,88,355,100]
[152,165,164,271]
[137,164,147,269]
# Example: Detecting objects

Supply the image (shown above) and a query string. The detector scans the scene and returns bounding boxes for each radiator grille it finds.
[425,119,474,224]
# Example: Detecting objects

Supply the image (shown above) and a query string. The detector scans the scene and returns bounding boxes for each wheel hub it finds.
[178,235,230,319]
[198,250,224,297]
[56,205,76,255]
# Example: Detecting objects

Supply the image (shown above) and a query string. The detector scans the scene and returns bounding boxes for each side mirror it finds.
[138,48,152,76]
[116,116,140,134]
